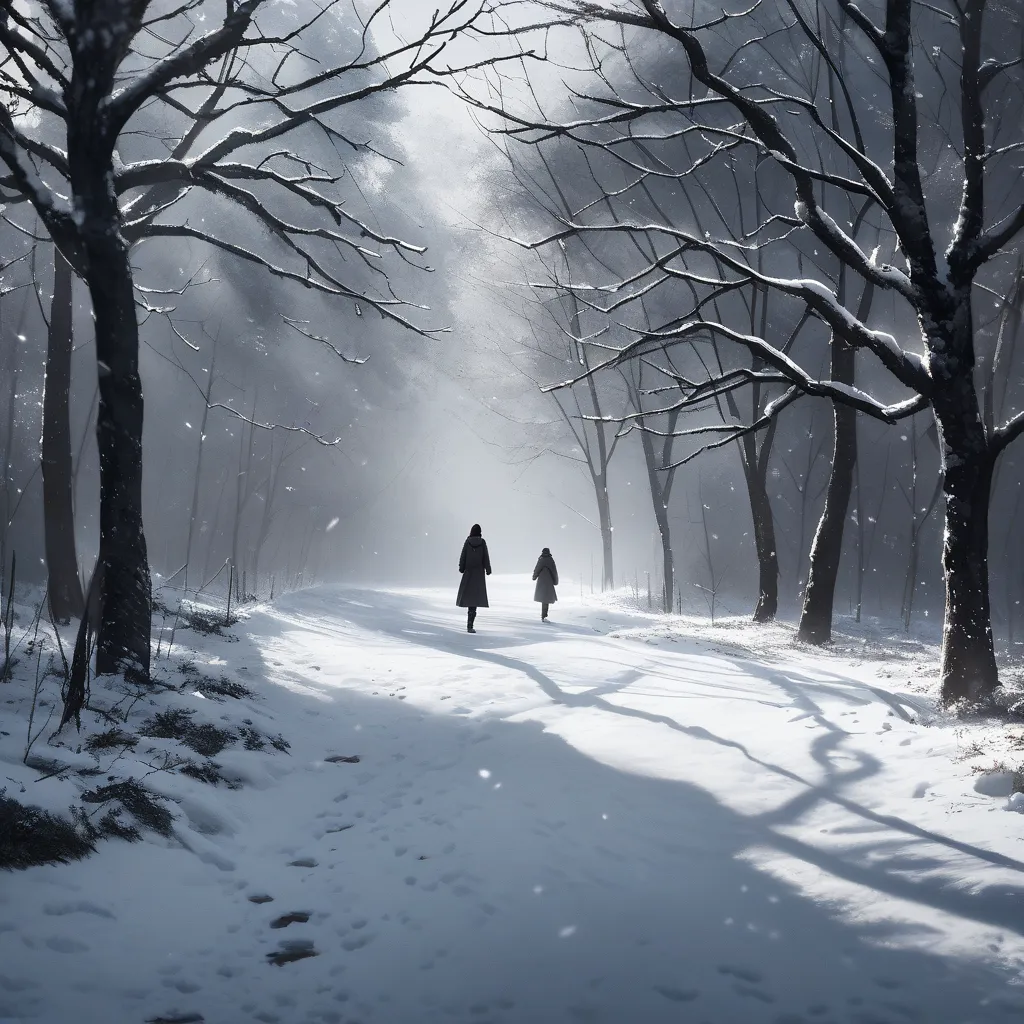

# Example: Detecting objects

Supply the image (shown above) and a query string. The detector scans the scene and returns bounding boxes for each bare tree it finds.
[1,0,505,679]
[532,258,625,589]
[480,0,1024,704]
[249,434,310,597]
[40,246,85,622]
[495,143,627,588]
[797,273,875,642]
[694,307,801,622]
[179,328,219,598]
[796,5,876,645]
[230,390,260,602]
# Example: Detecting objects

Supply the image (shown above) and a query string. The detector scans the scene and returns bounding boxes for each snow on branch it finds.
[172,353,344,447]
[543,316,927,425]
[102,2,266,138]
[282,317,367,365]
[136,223,443,338]
[518,218,929,393]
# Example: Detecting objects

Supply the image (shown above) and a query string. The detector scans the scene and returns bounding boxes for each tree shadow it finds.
[20,586,1009,1024]
[238,587,1024,1023]
[291,586,1024,935]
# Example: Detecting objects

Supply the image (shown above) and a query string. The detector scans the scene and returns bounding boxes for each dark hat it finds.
[541,547,550,555]
[470,523,482,537]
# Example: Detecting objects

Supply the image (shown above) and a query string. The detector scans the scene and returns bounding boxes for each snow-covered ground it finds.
[2,576,1024,1024]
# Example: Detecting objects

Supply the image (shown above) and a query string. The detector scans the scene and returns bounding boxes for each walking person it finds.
[457,524,491,633]
[532,546,558,622]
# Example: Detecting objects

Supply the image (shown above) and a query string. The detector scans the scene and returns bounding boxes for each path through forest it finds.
[4,579,1024,1023]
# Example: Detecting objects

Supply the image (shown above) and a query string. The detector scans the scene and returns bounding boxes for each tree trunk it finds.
[72,158,151,680]
[925,318,999,702]
[230,393,258,600]
[1,291,23,576]
[744,461,778,621]
[637,422,674,612]
[594,474,614,590]
[798,338,856,644]
[659,524,673,614]
[182,345,216,595]
[853,445,865,623]
[41,249,85,623]
[202,468,231,582]
[938,439,997,703]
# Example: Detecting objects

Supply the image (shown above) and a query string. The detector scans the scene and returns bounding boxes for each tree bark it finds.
[638,421,674,612]
[743,455,778,622]
[41,248,85,623]
[798,337,856,644]
[70,146,151,680]
[594,473,614,590]
[935,406,998,703]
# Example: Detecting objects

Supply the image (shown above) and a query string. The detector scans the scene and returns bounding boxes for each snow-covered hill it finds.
[2,577,1023,1023]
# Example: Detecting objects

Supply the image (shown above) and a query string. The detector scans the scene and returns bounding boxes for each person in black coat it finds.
[532,547,558,621]
[457,524,492,633]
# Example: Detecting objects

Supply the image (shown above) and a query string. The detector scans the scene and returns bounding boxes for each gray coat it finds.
[532,552,558,603]
[457,536,491,607]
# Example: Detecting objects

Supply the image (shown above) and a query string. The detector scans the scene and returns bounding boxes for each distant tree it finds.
[622,355,679,612]
[494,143,628,589]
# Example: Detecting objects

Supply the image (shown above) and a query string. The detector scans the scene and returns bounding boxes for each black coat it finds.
[457,536,491,607]
[532,552,558,603]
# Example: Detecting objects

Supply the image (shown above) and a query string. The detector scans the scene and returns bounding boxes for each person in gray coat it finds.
[532,547,558,621]
[457,524,491,633]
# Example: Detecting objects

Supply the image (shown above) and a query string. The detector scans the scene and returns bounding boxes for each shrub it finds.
[81,780,174,837]
[140,708,236,757]
[85,727,139,752]
[0,793,94,869]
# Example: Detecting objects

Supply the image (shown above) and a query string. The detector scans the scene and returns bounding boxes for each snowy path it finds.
[4,577,1024,1024]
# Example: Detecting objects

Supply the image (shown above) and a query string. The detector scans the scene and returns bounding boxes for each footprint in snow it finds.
[248,894,274,904]
[288,857,318,868]
[266,939,319,966]
[270,912,311,929]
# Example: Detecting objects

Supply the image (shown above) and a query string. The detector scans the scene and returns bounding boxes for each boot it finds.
[467,608,477,633]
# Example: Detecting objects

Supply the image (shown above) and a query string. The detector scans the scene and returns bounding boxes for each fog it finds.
[2,0,1022,645]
